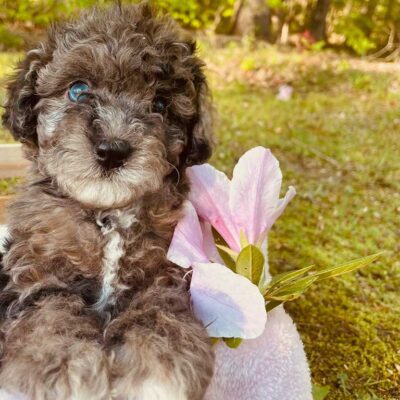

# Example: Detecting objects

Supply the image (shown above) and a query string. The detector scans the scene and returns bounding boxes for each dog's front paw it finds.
[109,340,188,400]
[0,341,110,400]
[109,329,213,400]
[112,367,188,400]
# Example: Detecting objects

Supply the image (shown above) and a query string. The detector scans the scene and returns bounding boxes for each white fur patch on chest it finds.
[94,211,136,311]
[0,225,10,254]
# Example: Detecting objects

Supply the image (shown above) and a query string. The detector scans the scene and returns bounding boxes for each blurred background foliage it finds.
[1,0,400,58]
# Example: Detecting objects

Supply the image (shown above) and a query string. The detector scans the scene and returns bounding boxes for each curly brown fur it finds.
[0,3,214,400]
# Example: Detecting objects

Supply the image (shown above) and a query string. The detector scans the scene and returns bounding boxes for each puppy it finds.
[0,3,214,400]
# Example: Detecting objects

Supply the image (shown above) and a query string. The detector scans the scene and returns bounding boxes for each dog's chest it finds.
[94,210,137,311]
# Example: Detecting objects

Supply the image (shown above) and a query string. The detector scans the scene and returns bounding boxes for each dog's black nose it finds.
[95,140,132,169]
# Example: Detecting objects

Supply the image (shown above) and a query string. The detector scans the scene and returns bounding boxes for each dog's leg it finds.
[0,294,110,400]
[106,286,214,400]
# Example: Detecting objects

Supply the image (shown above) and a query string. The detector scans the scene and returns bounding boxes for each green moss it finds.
[201,42,399,399]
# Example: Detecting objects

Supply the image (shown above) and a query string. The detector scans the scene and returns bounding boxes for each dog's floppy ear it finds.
[184,58,214,167]
[2,45,49,145]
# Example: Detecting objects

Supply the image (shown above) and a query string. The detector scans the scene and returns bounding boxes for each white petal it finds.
[190,262,267,339]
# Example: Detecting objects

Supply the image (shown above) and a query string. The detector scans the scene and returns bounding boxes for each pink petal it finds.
[190,262,267,339]
[200,221,223,264]
[187,165,240,251]
[258,186,296,243]
[229,147,290,244]
[167,201,208,268]
[277,84,294,101]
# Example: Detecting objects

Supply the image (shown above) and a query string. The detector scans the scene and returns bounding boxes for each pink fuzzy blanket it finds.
[206,306,312,400]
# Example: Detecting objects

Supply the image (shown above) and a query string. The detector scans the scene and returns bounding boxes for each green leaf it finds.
[265,275,318,301]
[223,337,243,348]
[265,300,282,312]
[239,230,249,248]
[267,0,284,8]
[312,253,382,281]
[263,253,382,305]
[312,384,330,400]
[215,244,238,261]
[258,266,271,294]
[212,227,238,271]
[215,244,238,271]
[211,226,229,247]
[235,244,265,285]
[267,265,315,289]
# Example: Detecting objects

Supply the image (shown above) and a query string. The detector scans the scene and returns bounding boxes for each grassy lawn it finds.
[1,40,399,399]
[201,39,400,399]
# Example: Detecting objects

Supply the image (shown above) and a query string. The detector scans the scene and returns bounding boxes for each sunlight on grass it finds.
[201,39,400,400]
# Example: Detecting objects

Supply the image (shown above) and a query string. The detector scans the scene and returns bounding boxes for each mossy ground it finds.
[200,38,400,399]
[0,40,399,399]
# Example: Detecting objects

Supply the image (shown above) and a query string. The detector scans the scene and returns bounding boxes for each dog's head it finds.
[3,4,212,209]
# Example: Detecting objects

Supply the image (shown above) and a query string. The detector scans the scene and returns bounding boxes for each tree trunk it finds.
[214,0,244,35]
[309,0,330,41]
[385,0,395,20]
[232,0,272,41]
[363,0,378,37]
[366,0,379,19]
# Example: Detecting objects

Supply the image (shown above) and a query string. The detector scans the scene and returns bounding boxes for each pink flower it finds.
[167,147,295,339]
[277,84,293,101]
[188,147,295,249]
[168,201,266,339]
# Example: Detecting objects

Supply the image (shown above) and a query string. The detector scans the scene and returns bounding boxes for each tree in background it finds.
[309,0,330,41]
[0,0,399,59]
[226,0,272,41]
[331,0,400,56]
[0,0,110,49]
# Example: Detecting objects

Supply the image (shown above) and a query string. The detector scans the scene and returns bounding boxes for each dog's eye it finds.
[68,82,90,103]
[152,97,168,114]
